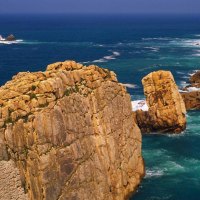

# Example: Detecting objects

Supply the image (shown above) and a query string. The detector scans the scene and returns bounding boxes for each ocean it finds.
[0,14,200,200]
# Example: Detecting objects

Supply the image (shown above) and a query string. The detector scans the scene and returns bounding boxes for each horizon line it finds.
[1,12,200,16]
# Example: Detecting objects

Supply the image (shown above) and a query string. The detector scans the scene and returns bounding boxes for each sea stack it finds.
[134,70,186,133]
[0,61,144,200]
[181,70,200,110]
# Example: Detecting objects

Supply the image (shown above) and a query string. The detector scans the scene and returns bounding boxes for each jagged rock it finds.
[134,70,186,133]
[6,34,16,41]
[0,61,144,200]
[181,71,200,110]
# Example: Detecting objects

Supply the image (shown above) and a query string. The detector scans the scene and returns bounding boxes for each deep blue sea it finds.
[0,14,200,200]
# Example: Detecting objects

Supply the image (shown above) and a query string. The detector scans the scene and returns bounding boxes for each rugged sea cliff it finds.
[0,61,144,200]
[0,59,199,199]
[1,14,200,200]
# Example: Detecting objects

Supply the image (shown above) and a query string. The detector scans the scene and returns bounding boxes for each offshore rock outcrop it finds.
[0,61,144,200]
[6,34,16,41]
[134,70,186,133]
[181,71,200,110]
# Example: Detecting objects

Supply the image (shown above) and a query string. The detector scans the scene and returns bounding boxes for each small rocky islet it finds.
[0,60,199,200]
[0,34,16,41]
[133,70,186,133]
[180,71,200,110]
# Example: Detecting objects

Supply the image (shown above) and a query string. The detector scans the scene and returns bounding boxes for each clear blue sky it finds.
[0,0,200,14]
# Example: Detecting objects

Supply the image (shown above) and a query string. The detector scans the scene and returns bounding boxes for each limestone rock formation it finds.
[180,71,200,110]
[134,70,186,133]
[0,61,144,200]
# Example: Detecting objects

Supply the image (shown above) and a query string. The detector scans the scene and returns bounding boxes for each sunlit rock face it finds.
[180,70,200,110]
[133,70,186,134]
[0,61,144,200]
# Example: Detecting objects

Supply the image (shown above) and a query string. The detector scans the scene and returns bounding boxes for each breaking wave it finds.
[0,39,24,45]
[145,169,164,178]
[122,83,137,89]
[83,51,121,64]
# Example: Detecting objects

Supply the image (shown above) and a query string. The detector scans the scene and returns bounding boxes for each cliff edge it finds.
[0,61,144,200]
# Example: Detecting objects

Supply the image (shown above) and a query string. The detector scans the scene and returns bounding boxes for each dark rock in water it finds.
[6,34,16,41]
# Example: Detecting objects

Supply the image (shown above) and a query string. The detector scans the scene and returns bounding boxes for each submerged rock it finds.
[181,71,200,110]
[0,61,144,200]
[134,70,186,133]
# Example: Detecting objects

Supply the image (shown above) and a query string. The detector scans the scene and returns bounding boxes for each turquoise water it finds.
[0,14,199,199]
[134,111,200,200]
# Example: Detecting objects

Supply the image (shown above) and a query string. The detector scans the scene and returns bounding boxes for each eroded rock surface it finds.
[134,70,186,133]
[0,160,28,200]
[181,71,200,110]
[0,61,144,200]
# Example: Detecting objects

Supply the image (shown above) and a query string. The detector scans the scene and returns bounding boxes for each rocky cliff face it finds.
[0,61,144,200]
[134,70,186,133]
[181,71,200,110]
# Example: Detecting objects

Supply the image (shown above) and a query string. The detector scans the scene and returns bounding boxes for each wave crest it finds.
[83,51,121,64]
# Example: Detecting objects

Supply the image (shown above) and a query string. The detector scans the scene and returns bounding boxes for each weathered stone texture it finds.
[134,70,186,133]
[0,61,144,200]
[0,160,28,200]
[181,70,200,110]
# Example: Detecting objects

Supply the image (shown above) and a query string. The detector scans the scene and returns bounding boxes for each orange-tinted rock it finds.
[190,71,200,85]
[134,70,186,133]
[180,71,200,110]
[0,61,144,200]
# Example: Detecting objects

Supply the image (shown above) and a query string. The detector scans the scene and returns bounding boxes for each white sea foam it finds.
[122,83,137,89]
[192,53,200,57]
[93,44,105,47]
[182,76,190,79]
[0,39,23,45]
[143,149,168,158]
[166,161,185,171]
[179,86,200,93]
[184,158,200,166]
[82,51,121,64]
[175,39,200,47]
[176,71,185,75]
[179,81,189,88]
[144,47,160,52]
[186,87,200,92]
[188,70,199,76]
[92,59,106,63]
[166,131,186,137]
[142,37,172,41]
[103,55,115,60]
[179,89,187,93]
[112,51,120,56]
[132,100,149,112]
[145,169,164,178]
